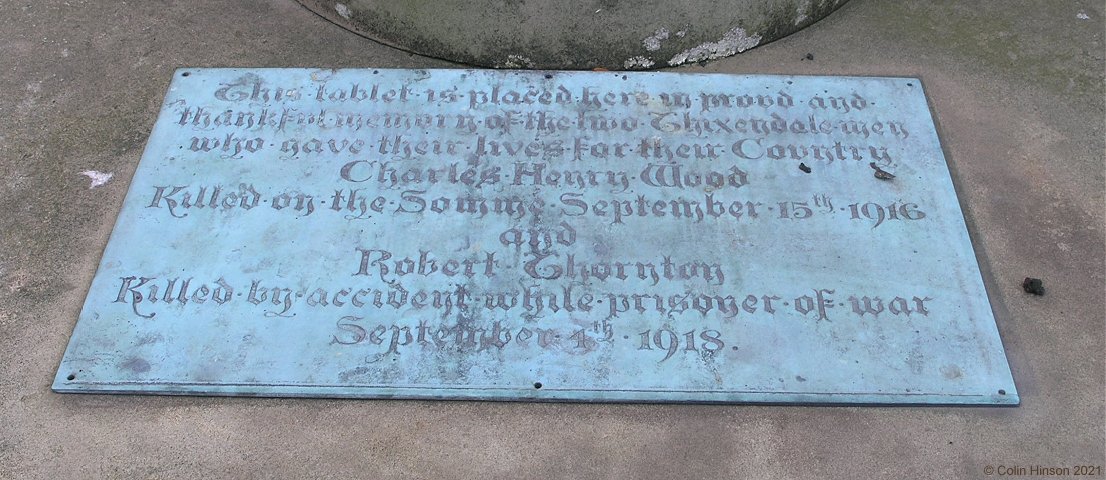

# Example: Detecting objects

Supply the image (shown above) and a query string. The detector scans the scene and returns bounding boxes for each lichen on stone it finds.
[335,3,352,20]
[624,56,655,69]
[667,27,762,66]
[643,28,670,52]
[502,54,535,69]
[795,0,812,25]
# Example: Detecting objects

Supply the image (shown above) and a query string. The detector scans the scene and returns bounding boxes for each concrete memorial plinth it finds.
[297,0,849,69]
[53,68,1017,404]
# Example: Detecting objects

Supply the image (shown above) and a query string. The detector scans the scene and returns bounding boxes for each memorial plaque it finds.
[53,69,1018,404]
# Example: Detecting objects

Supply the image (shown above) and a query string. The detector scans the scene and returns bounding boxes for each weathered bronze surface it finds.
[53,69,1017,404]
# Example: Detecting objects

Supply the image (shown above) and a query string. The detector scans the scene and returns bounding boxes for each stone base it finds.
[297,0,849,69]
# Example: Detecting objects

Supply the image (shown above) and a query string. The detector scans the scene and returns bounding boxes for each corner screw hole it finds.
[67,374,76,381]
[998,389,1006,395]
[181,72,190,77]
[533,382,543,389]
[544,74,552,79]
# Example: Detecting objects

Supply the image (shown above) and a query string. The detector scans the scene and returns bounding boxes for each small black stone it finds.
[799,163,812,173]
[1022,277,1045,295]
[804,53,814,61]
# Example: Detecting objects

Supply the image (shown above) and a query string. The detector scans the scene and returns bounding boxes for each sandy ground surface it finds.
[0,1,1102,478]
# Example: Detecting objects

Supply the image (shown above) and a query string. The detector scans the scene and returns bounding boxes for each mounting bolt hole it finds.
[998,389,1006,395]
[66,374,76,381]
[533,382,543,389]
[181,72,190,77]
